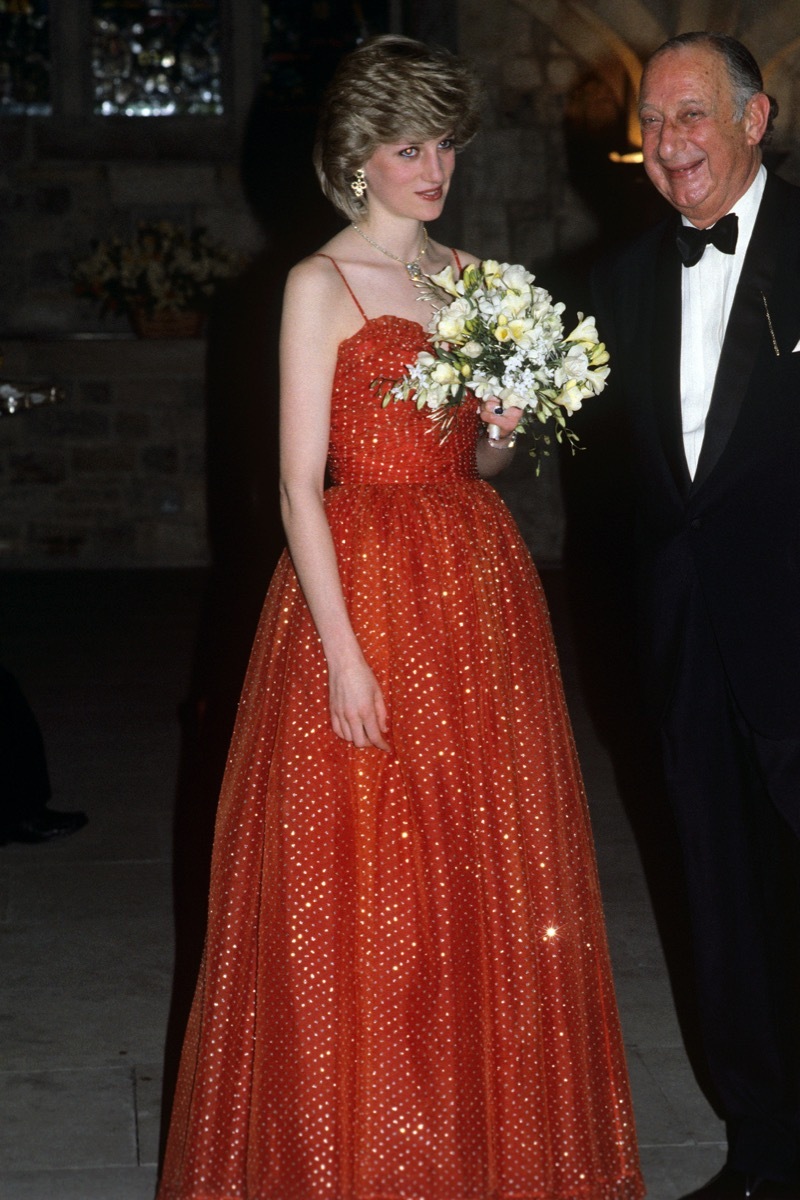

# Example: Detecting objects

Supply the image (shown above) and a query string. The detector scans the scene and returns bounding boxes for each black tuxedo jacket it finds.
[593,172,800,737]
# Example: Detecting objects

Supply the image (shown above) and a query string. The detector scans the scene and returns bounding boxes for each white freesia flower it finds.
[476,292,505,322]
[502,263,533,288]
[435,297,477,342]
[555,344,591,385]
[584,362,610,393]
[554,379,585,414]
[481,260,503,285]
[500,289,531,317]
[471,376,503,399]
[498,385,530,410]
[431,361,462,386]
[429,265,461,297]
[564,313,599,345]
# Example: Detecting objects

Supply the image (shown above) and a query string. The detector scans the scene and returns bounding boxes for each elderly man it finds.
[594,32,800,1200]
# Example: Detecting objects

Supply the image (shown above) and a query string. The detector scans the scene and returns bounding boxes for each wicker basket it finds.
[128,307,206,339]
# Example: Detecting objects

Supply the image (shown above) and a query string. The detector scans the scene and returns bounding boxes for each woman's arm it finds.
[278,258,390,751]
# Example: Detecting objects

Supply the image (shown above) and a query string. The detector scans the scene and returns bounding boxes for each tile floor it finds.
[0,569,726,1199]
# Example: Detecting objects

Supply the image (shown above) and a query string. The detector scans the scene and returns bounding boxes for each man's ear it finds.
[744,91,771,145]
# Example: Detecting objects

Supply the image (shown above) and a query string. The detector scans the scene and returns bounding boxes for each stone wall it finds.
[458,0,603,269]
[0,339,206,568]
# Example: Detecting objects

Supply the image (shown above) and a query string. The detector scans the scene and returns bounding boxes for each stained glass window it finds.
[0,0,52,116]
[261,0,389,112]
[92,1,223,116]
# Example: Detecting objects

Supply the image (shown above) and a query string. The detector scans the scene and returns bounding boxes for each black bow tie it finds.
[676,213,738,266]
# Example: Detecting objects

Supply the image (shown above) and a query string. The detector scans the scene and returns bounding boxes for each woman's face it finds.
[361,134,456,222]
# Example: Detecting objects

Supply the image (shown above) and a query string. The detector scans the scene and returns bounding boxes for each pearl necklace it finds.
[351,223,429,280]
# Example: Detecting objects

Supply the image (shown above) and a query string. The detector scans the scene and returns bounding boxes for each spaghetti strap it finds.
[452,249,463,273]
[315,253,368,322]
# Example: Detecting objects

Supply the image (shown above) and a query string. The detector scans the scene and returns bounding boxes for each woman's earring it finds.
[350,168,367,199]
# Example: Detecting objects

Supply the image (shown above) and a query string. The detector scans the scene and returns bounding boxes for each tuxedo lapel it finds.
[691,174,786,492]
[652,222,691,498]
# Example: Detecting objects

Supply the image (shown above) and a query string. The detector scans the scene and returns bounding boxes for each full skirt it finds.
[158,479,643,1200]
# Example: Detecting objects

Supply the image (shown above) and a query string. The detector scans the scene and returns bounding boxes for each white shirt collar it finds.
[680,163,766,251]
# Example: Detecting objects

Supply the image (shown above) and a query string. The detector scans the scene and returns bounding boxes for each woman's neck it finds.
[352,216,426,264]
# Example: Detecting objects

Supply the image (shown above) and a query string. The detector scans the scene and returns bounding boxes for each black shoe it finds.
[0,809,88,845]
[680,1167,800,1199]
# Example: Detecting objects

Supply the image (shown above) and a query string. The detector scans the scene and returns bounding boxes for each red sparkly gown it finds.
[158,256,645,1200]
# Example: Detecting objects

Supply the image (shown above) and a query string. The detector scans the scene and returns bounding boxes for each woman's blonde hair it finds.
[313,35,482,221]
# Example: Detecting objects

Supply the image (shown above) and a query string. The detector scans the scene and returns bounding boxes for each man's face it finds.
[638,45,766,227]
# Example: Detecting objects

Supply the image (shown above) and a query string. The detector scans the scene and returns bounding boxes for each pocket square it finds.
[793,339,800,352]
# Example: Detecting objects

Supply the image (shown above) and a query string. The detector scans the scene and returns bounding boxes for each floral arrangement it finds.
[381,259,610,462]
[71,220,242,318]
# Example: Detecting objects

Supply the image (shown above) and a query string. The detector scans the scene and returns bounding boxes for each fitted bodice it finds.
[327,315,480,485]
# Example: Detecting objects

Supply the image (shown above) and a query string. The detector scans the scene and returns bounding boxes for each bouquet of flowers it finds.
[71,220,242,318]
[381,259,610,463]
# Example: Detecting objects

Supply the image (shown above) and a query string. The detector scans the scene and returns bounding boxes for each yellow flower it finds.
[481,260,502,285]
[493,314,511,343]
[429,265,460,296]
[462,262,480,291]
[564,313,599,345]
[508,318,534,345]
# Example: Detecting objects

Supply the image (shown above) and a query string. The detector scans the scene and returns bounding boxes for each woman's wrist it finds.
[486,428,518,450]
[324,635,367,675]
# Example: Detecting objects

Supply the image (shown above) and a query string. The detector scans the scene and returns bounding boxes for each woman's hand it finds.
[328,655,391,752]
[478,399,523,438]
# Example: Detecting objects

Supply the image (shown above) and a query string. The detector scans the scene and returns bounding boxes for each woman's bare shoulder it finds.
[284,246,351,316]
[286,251,334,293]
[283,236,362,348]
[451,247,481,268]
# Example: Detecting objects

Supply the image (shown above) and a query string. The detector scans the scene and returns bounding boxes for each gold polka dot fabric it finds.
[158,313,644,1199]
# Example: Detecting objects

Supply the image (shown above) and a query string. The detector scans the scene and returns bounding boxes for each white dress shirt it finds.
[680,164,766,478]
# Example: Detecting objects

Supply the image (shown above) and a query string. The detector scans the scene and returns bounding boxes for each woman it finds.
[158,35,644,1200]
